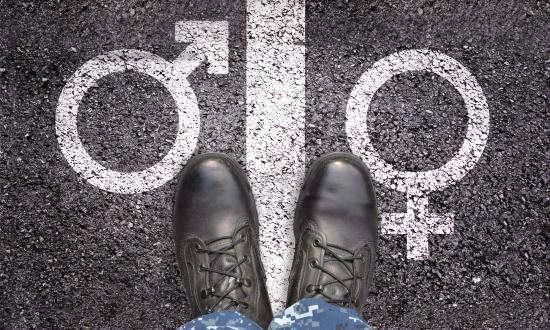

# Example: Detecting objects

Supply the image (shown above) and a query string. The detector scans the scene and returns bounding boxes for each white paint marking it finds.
[56,21,228,194]
[346,49,490,259]
[174,21,229,75]
[246,0,306,312]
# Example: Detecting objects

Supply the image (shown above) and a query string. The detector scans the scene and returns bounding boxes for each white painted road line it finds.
[346,49,490,259]
[56,21,228,194]
[246,0,306,312]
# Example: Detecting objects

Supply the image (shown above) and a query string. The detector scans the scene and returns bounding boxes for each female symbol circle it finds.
[346,49,490,195]
[56,49,200,194]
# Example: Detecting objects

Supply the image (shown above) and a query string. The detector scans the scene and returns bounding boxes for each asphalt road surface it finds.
[1,0,549,328]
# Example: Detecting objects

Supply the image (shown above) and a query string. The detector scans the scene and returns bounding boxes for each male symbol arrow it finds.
[174,21,229,76]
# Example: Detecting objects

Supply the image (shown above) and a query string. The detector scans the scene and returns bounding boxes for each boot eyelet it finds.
[242,255,250,263]
[309,259,318,268]
[243,278,252,287]
[241,302,249,309]
[201,287,215,299]
[199,264,206,271]
[313,239,321,247]
[307,284,323,293]
[240,233,247,241]
[194,243,201,252]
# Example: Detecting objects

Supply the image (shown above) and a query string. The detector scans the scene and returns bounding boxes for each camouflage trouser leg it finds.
[269,298,371,330]
[177,310,262,330]
[178,298,371,330]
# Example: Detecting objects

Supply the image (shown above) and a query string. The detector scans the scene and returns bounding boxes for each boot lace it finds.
[307,239,363,307]
[195,234,251,313]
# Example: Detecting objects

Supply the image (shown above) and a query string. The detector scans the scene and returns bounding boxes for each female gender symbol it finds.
[346,49,490,259]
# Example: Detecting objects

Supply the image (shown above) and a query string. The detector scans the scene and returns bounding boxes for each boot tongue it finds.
[317,246,354,303]
[206,238,246,309]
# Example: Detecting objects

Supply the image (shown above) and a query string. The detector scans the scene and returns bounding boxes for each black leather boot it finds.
[173,153,273,328]
[287,152,378,312]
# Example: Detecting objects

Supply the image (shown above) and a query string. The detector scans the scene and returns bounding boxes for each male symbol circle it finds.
[56,21,228,194]
[56,49,200,194]
[346,49,490,259]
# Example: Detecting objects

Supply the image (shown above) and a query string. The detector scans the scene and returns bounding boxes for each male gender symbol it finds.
[56,21,228,194]
[346,49,490,260]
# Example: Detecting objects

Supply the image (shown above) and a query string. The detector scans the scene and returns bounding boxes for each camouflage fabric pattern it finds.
[178,310,262,330]
[178,298,371,330]
[269,298,371,330]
